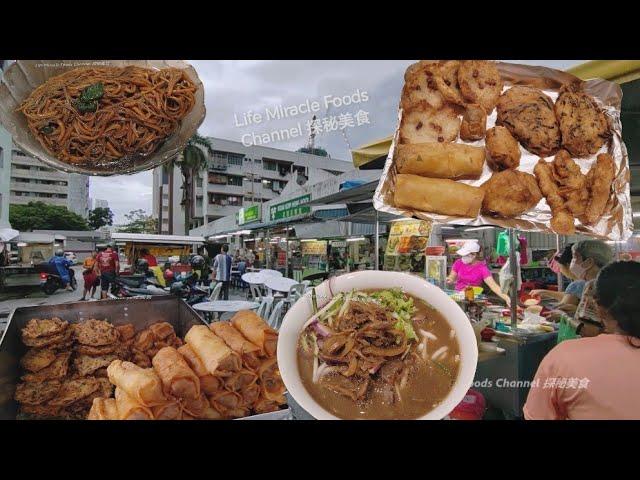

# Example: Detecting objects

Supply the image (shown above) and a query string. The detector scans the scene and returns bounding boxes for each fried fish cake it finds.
[14,380,62,405]
[458,60,503,113]
[74,319,119,346]
[459,104,487,141]
[21,318,68,342]
[21,351,71,382]
[20,348,57,373]
[399,105,460,144]
[434,60,466,106]
[555,83,610,157]
[485,126,521,171]
[73,354,119,377]
[401,61,444,111]
[496,86,561,156]
[48,378,101,407]
[481,170,542,218]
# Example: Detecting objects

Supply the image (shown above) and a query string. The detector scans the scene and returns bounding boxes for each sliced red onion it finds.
[313,322,333,337]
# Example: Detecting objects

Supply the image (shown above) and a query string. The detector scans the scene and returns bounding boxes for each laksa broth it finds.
[297,288,460,419]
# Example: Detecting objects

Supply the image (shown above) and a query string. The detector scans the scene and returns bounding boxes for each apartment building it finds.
[152,137,352,235]
[10,149,90,218]
[0,126,11,228]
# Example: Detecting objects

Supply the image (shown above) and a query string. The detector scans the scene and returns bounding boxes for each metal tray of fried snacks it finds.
[0,296,207,420]
[374,61,633,241]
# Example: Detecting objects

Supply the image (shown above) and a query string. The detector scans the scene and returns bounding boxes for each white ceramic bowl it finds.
[277,271,478,420]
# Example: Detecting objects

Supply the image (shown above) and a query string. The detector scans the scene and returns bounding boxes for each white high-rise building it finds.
[152,137,352,235]
[92,199,109,210]
[0,126,11,229]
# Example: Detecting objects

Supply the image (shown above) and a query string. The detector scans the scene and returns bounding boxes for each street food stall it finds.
[110,233,205,274]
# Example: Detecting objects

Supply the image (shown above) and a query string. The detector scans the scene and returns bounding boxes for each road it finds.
[0,266,94,316]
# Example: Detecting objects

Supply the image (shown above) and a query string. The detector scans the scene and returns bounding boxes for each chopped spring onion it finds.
[337,290,354,319]
[312,288,318,314]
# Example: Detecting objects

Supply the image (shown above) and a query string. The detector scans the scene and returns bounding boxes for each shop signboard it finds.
[269,194,311,221]
[238,204,261,225]
[301,240,327,256]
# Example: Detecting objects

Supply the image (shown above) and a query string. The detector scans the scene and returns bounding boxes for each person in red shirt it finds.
[139,248,158,267]
[95,244,120,299]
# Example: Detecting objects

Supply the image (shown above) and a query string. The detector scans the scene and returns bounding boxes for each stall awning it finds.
[306,181,380,206]
[334,205,403,224]
[0,228,19,242]
[351,136,393,169]
[568,60,640,84]
[110,233,205,245]
[14,233,57,244]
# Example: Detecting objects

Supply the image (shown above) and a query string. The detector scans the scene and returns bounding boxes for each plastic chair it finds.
[288,283,305,302]
[249,283,263,302]
[257,296,274,321]
[268,299,286,330]
[209,282,223,301]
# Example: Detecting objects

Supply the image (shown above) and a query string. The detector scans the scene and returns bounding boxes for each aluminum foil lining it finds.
[0,60,206,176]
[373,61,634,241]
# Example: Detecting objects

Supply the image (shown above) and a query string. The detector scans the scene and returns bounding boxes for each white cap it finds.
[457,241,480,256]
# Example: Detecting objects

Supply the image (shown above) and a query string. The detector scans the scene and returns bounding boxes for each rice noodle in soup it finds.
[297,288,460,419]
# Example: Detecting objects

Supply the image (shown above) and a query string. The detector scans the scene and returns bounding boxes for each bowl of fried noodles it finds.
[0,60,206,176]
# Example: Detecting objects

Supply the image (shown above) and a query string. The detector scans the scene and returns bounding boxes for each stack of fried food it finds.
[15,318,114,419]
[88,311,285,420]
[129,322,184,368]
[392,60,616,234]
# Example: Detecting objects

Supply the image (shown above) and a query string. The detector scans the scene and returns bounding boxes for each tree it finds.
[88,207,114,230]
[116,209,158,234]
[9,202,89,231]
[297,146,328,157]
[171,132,213,234]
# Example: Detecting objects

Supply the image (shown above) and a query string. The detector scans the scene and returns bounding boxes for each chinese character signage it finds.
[301,240,327,256]
[238,205,261,225]
[269,194,311,221]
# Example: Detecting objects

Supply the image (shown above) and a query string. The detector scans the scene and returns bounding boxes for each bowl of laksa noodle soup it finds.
[277,271,478,420]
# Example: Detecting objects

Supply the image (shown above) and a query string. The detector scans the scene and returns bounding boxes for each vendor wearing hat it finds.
[446,241,511,305]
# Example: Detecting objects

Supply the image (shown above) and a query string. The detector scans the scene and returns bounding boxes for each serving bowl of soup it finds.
[277,271,478,420]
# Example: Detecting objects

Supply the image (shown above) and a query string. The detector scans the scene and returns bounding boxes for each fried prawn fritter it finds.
[21,317,68,342]
[434,60,466,106]
[14,380,62,405]
[74,319,119,346]
[48,378,101,407]
[581,153,616,225]
[458,60,503,113]
[20,348,57,373]
[21,351,71,382]
[481,170,542,218]
[399,105,460,144]
[497,86,561,156]
[555,83,610,157]
[485,126,521,171]
[460,104,486,141]
[551,149,588,216]
[73,354,119,377]
[401,61,444,111]
[534,159,575,235]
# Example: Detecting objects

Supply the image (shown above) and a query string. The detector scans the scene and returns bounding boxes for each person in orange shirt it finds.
[80,250,99,300]
[524,261,640,420]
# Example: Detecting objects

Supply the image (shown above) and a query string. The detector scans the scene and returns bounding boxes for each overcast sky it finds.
[90,60,581,223]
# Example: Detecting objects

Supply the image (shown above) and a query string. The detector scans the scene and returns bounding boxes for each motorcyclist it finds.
[48,249,73,291]
[190,255,206,285]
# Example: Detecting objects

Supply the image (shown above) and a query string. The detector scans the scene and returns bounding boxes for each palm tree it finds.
[173,132,214,234]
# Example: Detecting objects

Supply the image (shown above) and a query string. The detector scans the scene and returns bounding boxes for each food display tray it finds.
[373,61,633,241]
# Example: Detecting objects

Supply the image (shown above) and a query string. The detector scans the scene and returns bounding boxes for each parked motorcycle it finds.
[108,274,168,298]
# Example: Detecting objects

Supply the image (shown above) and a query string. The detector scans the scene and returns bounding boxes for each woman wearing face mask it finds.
[446,241,510,305]
[567,240,613,337]
[523,261,640,420]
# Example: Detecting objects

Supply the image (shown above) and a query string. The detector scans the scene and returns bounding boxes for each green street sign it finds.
[238,204,261,225]
[269,194,311,221]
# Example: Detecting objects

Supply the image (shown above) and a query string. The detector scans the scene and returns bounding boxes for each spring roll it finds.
[224,369,258,392]
[185,326,241,374]
[107,360,166,407]
[87,397,119,420]
[231,311,278,357]
[240,383,261,406]
[151,400,182,420]
[210,322,262,369]
[396,143,485,180]
[178,344,221,395]
[182,393,210,419]
[115,387,153,420]
[394,174,485,217]
[152,346,200,400]
[209,391,242,413]
[258,357,286,402]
